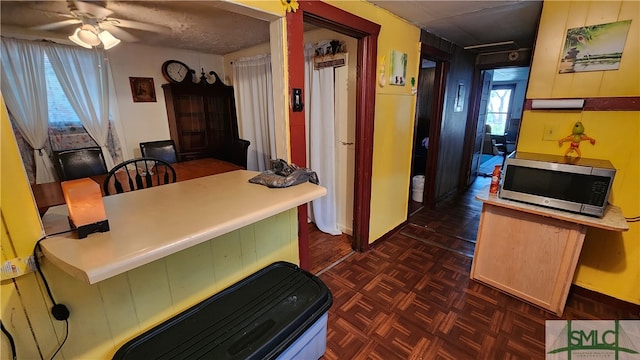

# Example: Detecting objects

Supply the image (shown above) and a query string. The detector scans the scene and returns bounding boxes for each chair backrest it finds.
[54,147,108,181]
[103,157,177,195]
[140,140,178,163]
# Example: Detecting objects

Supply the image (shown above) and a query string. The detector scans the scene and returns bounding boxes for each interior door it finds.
[334,55,354,235]
[469,69,493,182]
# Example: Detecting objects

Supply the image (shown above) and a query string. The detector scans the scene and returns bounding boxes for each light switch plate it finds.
[543,123,560,141]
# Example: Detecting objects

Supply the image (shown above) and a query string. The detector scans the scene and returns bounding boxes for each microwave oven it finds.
[499,152,616,217]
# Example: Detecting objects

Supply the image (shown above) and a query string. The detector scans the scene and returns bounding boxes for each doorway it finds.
[303,34,356,237]
[467,66,530,185]
[409,44,450,212]
[303,34,357,273]
[287,2,381,269]
[409,58,436,215]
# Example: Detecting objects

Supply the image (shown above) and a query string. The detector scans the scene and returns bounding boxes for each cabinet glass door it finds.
[175,95,209,152]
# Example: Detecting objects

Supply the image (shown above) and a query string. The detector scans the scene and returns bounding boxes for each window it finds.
[486,85,514,135]
[44,54,83,128]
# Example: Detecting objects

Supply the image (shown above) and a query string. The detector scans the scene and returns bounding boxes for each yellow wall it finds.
[324,0,421,242]
[1,96,49,359]
[519,0,640,304]
[0,96,44,258]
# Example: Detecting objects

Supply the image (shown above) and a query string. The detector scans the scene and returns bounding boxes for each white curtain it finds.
[305,43,340,235]
[232,54,276,171]
[43,43,115,169]
[0,38,57,183]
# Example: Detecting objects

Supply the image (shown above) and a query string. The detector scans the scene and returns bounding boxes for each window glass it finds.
[486,88,512,135]
[44,54,83,128]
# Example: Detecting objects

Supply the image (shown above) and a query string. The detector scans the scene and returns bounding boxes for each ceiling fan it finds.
[30,1,170,49]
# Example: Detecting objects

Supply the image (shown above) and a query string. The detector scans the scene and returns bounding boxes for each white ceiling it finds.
[0,1,543,55]
[370,0,543,50]
[0,1,274,54]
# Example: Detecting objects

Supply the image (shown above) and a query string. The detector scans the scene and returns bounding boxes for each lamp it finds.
[61,178,109,239]
[69,24,120,50]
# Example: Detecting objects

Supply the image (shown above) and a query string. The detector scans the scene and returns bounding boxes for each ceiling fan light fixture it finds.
[76,24,101,46]
[98,30,121,50]
[69,24,121,50]
[68,28,93,49]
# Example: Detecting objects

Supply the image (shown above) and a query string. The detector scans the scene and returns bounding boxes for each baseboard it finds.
[570,285,640,315]
[369,220,408,249]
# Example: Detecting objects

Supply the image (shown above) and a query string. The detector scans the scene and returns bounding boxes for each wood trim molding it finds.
[524,97,640,111]
[288,2,381,261]
[299,1,380,36]
[286,9,306,167]
[352,31,378,252]
[570,285,640,314]
[424,57,448,207]
[421,43,451,61]
[369,220,408,248]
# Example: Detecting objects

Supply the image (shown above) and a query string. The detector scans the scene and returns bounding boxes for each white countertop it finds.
[40,170,326,284]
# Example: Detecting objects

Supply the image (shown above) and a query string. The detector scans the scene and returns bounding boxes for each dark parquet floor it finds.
[311,176,639,360]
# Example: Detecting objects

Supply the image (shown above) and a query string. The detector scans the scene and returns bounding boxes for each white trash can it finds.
[411,175,425,202]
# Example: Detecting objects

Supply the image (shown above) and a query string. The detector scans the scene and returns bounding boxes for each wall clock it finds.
[161,60,191,83]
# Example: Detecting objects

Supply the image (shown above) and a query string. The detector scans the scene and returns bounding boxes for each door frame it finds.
[461,51,532,190]
[287,2,381,268]
[419,44,450,207]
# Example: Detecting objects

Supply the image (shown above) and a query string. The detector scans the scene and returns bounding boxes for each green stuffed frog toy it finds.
[558,121,596,157]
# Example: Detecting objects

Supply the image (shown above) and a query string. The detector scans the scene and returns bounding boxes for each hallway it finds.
[312,176,639,359]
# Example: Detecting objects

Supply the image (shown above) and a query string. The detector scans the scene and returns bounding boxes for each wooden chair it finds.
[224,139,250,169]
[103,157,176,195]
[54,147,108,181]
[139,140,178,163]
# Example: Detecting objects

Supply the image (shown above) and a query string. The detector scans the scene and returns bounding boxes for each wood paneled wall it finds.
[420,31,476,203]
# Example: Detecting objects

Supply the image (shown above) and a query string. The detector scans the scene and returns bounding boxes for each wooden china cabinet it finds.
[162,71,249,168]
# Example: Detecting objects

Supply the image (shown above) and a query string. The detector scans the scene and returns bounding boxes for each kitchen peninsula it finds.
[40,170,326,284]
[27,169,325,358]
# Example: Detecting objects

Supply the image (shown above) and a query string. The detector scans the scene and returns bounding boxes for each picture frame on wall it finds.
[454,82,465,112]
[130,77,156,102]
[558,20,632,74]
[389,50,407,86]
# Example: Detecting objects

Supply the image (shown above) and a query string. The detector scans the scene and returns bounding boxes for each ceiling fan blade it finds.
[30,19,81,31]
[100,24,138,42]
[108,18,170,34]
[73,0,113,19]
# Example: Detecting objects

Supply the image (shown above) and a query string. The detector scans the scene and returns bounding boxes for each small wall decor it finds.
[558,121,596,158]
[559,20,632,74]
[378,55,386,87]
[389,50,407,86]
[313,40,347,70]
[130,77,156,102]
[281,0,299,13]
[454,82,465,112]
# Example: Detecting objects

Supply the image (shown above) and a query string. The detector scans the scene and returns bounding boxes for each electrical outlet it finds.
[543,124,560,141]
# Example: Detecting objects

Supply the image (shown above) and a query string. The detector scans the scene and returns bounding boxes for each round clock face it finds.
[162,60,190,83]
